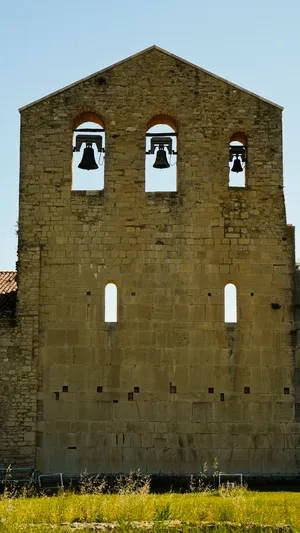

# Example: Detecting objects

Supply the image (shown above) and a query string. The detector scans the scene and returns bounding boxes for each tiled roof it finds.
[0,271,17,294]
[0,271,17,318]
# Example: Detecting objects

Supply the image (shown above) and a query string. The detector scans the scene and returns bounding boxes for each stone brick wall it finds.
[292,267,300,476]
[12,47,300,474]
[0,315,36,466]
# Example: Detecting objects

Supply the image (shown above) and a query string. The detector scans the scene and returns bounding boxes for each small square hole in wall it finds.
[271,303,281,310]
[220,393,225,402]
[62,386,68,393]
[131,292,136,296]
[284,387,290,395]
[208,293,211,297]
[128,392,134,401]
[87,291,91,296]
[97,386,103,393]
[134,387,140,393]
[208,387,214,394]
[170,383,177,394]
[113,400,118,404]
[54,392,59,401]
[251,293,254,296]
[244,387,250,394]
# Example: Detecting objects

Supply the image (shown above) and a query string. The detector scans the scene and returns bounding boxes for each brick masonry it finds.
[1,46,300,475]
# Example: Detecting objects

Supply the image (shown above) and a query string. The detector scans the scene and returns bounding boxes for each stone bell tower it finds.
[0,46,300,478]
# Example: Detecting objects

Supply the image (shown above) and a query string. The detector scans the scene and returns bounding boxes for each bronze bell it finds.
[78,143,98,170]
[231,156,243,173]
[153,145,170,169]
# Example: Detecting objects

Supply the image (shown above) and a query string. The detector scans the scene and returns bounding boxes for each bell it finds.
[78,143,98,170]
[153,145,170,169]
[231,156,243,173]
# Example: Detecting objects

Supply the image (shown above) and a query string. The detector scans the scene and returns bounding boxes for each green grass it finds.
[0,489,299,532]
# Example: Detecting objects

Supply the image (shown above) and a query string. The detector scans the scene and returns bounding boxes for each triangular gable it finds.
[19,45,283,112]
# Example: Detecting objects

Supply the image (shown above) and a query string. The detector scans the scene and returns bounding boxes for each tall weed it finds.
[78,470,107,495]
[114,469,151,495]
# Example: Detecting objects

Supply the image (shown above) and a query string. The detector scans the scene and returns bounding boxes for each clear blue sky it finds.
[1,0,300,270]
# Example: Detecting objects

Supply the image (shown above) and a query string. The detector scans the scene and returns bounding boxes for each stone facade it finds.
[1,46,300,476]
[0,272,36,466]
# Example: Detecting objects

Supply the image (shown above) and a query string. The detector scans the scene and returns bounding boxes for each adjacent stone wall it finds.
[15,48,300,475]
[291,267,300,473]
[0,314,36,467]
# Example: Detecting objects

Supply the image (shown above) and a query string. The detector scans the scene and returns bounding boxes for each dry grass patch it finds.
[0,489,299,532]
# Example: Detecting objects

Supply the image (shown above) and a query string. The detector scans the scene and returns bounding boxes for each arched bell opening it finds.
[72,114,105,191]
[229,132,247,188]
[145,117,177,192]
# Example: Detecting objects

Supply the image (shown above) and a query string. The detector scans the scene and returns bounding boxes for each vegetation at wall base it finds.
[0,489,299,531]
[0,469,298,532]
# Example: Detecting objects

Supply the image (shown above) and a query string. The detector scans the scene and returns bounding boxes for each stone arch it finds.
[230,131,247,145]
[146,114,178,132]
[73,111,105,129]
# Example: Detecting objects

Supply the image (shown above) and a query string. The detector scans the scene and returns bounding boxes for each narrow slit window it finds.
[105,283,118,322]
[229,133,247,188]
[224,283,237,323]
[145,117,177,192]
[72,117,105,191]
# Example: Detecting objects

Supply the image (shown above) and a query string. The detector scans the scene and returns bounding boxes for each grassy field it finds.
[0,488,299,532]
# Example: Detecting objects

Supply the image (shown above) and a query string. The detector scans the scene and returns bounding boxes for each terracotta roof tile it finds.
[0,271,17,294]
[0,271,17,317]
